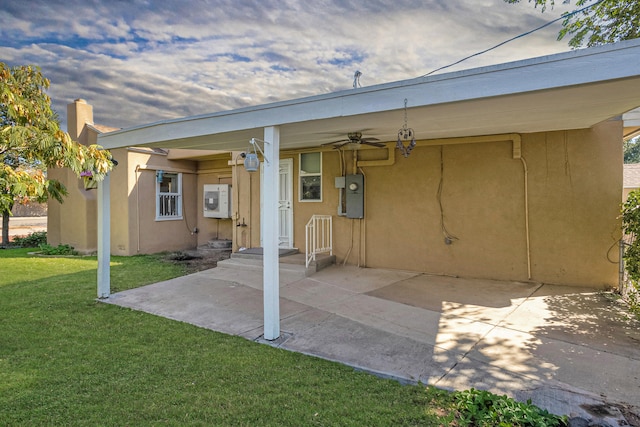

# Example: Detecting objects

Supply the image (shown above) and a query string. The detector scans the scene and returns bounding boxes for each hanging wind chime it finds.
[396,98,416,158]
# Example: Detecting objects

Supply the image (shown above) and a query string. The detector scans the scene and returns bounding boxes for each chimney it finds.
[67,99,93,144]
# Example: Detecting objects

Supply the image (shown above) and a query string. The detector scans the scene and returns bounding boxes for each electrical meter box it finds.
[345,174,364,218]
[203,184,231,218]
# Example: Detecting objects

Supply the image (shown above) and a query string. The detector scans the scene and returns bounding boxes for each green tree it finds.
[504,0,640,48]
[1,63,114,245]
[624,136,640,164]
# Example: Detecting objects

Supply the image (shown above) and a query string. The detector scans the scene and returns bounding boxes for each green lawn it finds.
[0,248,449,426]
[0,248,566,426]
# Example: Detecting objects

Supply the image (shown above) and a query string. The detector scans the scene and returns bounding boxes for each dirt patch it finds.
[581,403,640,427]
[620,404,640,427]
[163,250,231,274]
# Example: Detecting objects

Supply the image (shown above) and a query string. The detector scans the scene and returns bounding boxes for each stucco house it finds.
[50,39,640,329]
[49,98,233,256]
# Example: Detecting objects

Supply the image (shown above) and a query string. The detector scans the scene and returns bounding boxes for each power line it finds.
[422,0,607,77]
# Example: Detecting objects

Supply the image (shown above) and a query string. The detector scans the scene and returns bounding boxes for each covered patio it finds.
[97,39,640,343]
[94,39,640,423]
[104,258,640,423]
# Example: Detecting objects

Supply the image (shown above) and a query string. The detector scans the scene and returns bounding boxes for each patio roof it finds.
[99,38,640,152]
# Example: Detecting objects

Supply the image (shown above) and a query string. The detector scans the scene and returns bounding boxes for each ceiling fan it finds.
[322,132,385,149]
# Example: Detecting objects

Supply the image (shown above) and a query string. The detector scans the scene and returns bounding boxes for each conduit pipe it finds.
[510,135,532,280]
[135,165,141,253]
[359,166,367,267]
[519,156,531,280]
[356,144,396,168]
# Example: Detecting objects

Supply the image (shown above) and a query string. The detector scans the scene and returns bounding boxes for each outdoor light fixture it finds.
[156,170,164,183]
[396,98,417,158]
[244,138,269,172]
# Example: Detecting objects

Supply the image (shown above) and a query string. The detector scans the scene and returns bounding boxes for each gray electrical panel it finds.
[345,174,364,218]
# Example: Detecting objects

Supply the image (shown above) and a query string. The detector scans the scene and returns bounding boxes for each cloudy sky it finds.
[1,0,575,131]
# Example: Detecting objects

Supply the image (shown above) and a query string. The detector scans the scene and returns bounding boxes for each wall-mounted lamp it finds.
[244,138,270,173]
[396,98,417,158]
[156,170,164,183]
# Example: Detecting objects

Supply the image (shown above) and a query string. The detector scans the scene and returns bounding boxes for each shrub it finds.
[10,231,47,247]
[38,243,79,256]
[621,190,640,317]
[451,388,567,427]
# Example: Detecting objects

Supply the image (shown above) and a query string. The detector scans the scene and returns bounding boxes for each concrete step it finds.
[194,246,232,256]
[231,247,299,260]
[279,252,336,273]
[208,239,232,249]
[218,251,336,278]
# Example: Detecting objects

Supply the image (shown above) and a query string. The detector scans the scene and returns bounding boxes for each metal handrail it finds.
[305,215,333,268]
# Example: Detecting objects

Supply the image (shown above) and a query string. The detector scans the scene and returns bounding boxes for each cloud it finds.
[0,0,573,131]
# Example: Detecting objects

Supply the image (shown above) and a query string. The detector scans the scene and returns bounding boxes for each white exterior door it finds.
[261,158,294,248]
[278,159,294,248]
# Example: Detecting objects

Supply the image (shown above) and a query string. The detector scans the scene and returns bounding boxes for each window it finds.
[299,152,322,202]
[156,172,182,220]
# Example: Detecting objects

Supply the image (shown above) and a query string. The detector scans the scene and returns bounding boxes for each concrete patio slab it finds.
[367,273,542,324]
[103,263,640,425]
[280,277,359,307]
[466,324,640,405]
[277,312,461,385]
[502,285,640,359]
[311,265,420,293]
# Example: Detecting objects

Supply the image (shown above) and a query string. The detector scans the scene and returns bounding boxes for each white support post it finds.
[97,173,111,299]
[262,126,280,340]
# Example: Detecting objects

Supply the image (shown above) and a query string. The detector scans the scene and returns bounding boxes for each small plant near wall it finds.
[450,388,567,427]
[621,189,640,317]
[38,243,79,256]
[10,231,47,247]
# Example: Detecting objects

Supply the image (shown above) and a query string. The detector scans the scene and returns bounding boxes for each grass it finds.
[0,248,448,426]
[0,248,566,426]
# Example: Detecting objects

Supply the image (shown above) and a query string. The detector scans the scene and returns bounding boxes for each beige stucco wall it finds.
[236,121,621,288]
[520,123,622,286]
[47,166,98,252]
[112,150,199,255]
[196,156,234,247]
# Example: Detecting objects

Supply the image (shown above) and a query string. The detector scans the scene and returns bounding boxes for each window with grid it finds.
[156,172,182,220]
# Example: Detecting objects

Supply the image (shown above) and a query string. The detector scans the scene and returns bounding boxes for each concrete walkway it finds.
[104,258,640,425]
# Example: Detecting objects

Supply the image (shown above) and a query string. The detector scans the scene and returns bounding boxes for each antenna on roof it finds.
[353,70,362,88]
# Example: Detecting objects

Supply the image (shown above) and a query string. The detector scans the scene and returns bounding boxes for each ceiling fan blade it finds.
[321,139,349,146]
[361,137,380,142]
[362,141,386,147]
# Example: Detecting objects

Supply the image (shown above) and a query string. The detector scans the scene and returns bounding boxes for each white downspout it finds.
[97,173,111,298]
[262,126,280,340]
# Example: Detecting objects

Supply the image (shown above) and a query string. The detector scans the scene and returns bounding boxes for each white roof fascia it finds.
[99,38,640,151]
